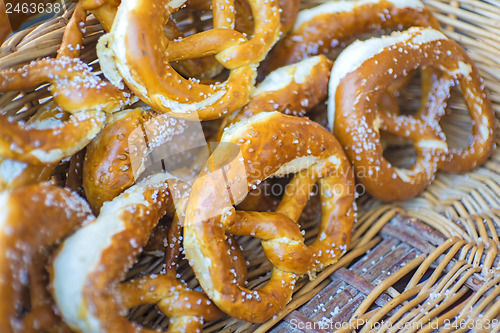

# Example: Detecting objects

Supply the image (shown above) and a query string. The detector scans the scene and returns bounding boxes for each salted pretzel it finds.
[329,27,495,202]
[0,183,94,332]
[52,173,247,332]
[184,112,356,322]
[83,108,192,213]
[186,0,300,35]
[0,108,106,165]
[0,3,135,113]
[216,55,333,140]
[0,158,56,191]
[82,108,149,213]
[266,0,441,72]
[81,0,225,79]
[98,0,281,120]
[0,4,136,167]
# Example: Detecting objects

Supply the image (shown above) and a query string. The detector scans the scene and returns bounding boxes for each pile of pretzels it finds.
[0,0,495,332]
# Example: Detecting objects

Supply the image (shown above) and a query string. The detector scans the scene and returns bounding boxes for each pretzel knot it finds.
[52,173,247,332]
[329,27,495,202]
[0,184,94,332]
[98,0,281,120]
[184,112,356,322]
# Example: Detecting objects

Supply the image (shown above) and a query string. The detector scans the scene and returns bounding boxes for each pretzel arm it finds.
[216,55,332,141]
[118,275,223,321]
[224,211,314,274]
[212,0,236,29]
[0,184,94,332]
[267,0,440,71]
[0,59,56,90]
[81,0,120,32]
[58,2,87,59]
[435,51,496,172]
[166,29,247,61]
[0,110,105,165]
[215,0,281,69]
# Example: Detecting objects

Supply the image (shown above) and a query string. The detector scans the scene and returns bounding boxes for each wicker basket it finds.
[1,0,500,332]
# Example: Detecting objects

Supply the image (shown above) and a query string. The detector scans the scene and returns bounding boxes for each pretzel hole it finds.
[439,84,473,151]
[123,218,187,330]
[382,138,417,170]
[171,8,213,36]
[128,304,170,330]
[167,7,232,81]
[16,248,70,331]
[378,69,428,169]
[390,69,423,117]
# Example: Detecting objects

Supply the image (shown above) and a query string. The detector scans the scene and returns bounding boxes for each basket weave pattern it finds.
[1,0,500,332]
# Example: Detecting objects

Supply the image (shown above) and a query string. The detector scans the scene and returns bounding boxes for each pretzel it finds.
[52,173,247,332]
[81,0,223,80]
[0,4,136,113]
[187,0,300,35]
[216,55,333,140]
[0,4,136,166]
[0,183,94,332]
[0,108,106,165]
[184,112,356,322]
[98,0,281,120]
[329,27,495,202]
[82,108,146,213]
[0,158,56,191]
[83,108,191,213]
[266,0,441,72]
[81,0,120,32]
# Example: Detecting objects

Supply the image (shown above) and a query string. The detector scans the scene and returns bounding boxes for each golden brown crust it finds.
[184,112,355,322]
[277,0,301,34]
[0,3,136,113]
[0,158,56,191]
[0,184,93,332]
[53,173,249,332]
[101,0,280,120]
[332,28,495,201]
[216,55,333,140]
[266,0,441,72]
[0,110,106,165]
[83,109,143,212]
